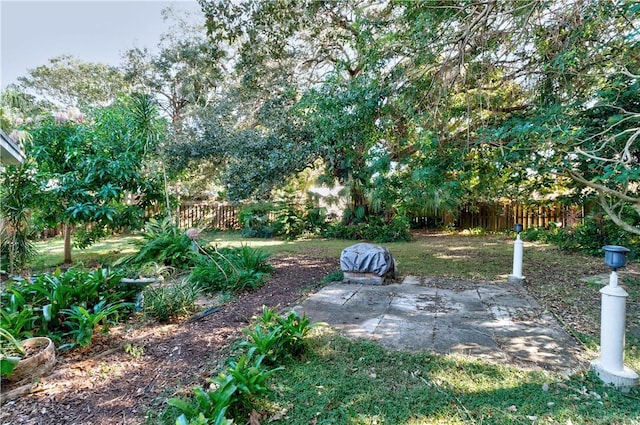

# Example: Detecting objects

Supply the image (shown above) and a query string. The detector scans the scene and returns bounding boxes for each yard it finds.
[1,230,639,424]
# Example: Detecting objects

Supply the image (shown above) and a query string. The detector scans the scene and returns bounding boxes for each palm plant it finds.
[0,162,39,274]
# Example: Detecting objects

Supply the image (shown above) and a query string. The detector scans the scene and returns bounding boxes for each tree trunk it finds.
[63,223,72,264]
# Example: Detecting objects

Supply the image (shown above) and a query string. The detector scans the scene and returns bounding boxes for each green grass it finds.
[30,231,587,281]
[262,329,640,425]
[29,234,142,270]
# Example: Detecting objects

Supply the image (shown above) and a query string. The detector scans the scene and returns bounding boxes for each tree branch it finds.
[599,194,640,235]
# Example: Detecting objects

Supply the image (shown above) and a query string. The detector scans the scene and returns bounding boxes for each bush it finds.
[166,306,316,423]
[0,267,135,347]
[242,307,319,364]
[324,214,412,243]
[521,212,640,260]
[116,217,199,269]
[238,203,274,238]
[142,281,201,323]
[189,246,273,293]
[272,204,305,240]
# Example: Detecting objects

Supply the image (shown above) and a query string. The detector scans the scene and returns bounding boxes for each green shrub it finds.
[273,204,305,240]
[522,212,639,260]
[116,217,200,269]
[272,200,329,240]
[142,281,200,323]
[168,349,282,423]
[324,214,412,243]
[189,246,273,293]
[0,267,135,348]
[238,203,274,238]
[61,300,131,348]
[241,306,319,364]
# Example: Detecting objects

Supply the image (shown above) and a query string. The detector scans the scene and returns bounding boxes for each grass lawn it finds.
[261,330,640,425]
[28,230,640,424]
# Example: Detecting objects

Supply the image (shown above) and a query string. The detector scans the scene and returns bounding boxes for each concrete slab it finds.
[297,276,588,373]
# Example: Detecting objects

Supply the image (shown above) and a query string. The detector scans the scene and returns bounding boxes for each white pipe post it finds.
[508,233,524,284]
[590,270,639,390]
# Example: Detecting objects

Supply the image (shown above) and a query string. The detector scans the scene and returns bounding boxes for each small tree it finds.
[24,94,166,264]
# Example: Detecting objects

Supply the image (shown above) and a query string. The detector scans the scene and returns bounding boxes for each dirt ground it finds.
[0,255,339,425]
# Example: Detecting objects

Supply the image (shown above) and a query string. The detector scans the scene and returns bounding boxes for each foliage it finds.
[17,55,128,109]
[23,93,166,263]
[141,281,201,323]
[271,193,329,240]
[188,246,272,293]
[522,211,640,260]
[324,214,412,243]
[117,217,200,269]
[61,300,130,348]
[0,161,39,274]
[0,85,47,133]
[272,204,305,241]
[238,204,274,238]
[241,307,319,365]
[189,0,640,241]
[0,267,135,347]
[122,8,224,132]
[166,306,318,423]
[167,349,283,422]
[0,328,26,377]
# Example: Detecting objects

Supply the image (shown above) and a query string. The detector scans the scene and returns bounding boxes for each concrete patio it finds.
[297,276,587,373]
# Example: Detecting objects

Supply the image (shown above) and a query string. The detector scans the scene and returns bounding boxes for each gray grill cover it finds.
[340,243,395,276]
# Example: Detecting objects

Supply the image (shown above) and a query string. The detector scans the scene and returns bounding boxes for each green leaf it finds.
[43,304,52,321]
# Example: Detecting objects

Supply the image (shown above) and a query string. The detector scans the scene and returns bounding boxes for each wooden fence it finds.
[176,202,242,230]
[33,201,586,239]
[454,203,585,231]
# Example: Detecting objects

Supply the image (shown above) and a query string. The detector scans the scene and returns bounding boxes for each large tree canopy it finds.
[188,0,639,233]
[17,55,128,109]
[6,0,638,238]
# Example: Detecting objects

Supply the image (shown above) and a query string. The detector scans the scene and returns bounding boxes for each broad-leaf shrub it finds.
[240,201,329,240]
[168,350,283,423]
[522,211,639,260]
[238,204,274,238]
[242,306,319,364]
[0,267,135,348]
[61,300,131,348]
[324,214,412,242]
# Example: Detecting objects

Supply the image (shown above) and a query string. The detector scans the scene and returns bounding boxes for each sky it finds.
[0,0,203,89]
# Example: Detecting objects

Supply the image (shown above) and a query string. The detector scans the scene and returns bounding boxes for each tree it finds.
[195,0,398,209]
[24,94,166,263]
[17,55,128,109]
[190,0,638,235]
[122,7,225,132]
[477,1,640,234]
[0,85,47,134]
